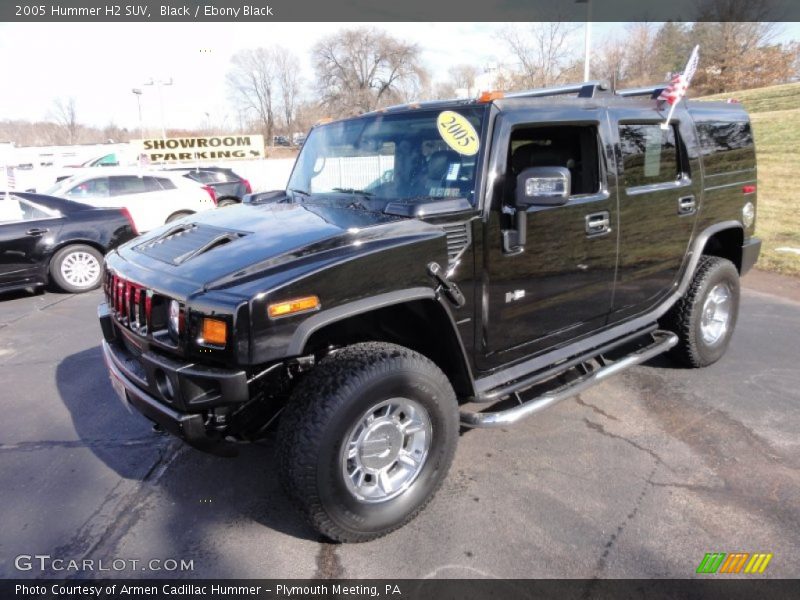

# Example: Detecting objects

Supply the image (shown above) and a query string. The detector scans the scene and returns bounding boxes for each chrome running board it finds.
[460,331,678,429]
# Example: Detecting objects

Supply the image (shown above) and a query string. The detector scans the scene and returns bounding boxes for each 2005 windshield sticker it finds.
[437,111,479,156]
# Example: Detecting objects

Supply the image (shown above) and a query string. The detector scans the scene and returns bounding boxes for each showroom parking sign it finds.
[133,134,265,162]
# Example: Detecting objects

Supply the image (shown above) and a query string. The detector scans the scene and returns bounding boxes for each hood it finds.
[113,201,444,297]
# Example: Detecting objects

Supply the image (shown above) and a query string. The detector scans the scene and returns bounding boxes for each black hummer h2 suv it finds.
[99,81,761,542]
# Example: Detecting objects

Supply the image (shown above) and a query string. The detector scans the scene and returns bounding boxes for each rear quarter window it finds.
[154,177,177,190]
[187,170,225,184]
[695,120,755,176]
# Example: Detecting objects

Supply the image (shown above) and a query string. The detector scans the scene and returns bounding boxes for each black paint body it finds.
[98,93,760,452]
[0,192,136,292]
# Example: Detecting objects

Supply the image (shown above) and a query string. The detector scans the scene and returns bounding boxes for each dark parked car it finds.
[99,81,760,542]
[167,167,252,207]
[0,192,137,294]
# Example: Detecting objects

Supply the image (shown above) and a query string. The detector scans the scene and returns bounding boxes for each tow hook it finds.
[428,262,465,307]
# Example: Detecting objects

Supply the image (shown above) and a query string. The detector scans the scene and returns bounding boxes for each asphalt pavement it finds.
[0,275,798,579]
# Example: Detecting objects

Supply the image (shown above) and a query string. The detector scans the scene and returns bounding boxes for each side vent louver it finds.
[442,222,471,265]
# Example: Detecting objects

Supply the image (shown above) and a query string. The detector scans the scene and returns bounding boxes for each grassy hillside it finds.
[699,83,800,276]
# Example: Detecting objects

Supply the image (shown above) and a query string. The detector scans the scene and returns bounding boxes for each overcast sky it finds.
[0,22,798,132]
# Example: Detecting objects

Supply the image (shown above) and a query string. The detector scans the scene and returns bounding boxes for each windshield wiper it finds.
[404,195,451,202]
[331,187,373,196]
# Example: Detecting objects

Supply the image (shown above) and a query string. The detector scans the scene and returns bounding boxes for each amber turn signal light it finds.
[268,295,320,319]
[477,90,504,103]
[200,318,228,346]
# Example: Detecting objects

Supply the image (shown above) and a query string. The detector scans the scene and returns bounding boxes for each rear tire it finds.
[278,342,459,542]
[49,244,104,293]
[217,198,239,207]
[661,256,740,367]
[166,211,193,224]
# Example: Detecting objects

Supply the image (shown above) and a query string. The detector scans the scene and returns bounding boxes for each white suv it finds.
[45,169,218,233]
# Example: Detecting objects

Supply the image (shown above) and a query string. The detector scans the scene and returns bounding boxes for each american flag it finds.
[658,45,700,106]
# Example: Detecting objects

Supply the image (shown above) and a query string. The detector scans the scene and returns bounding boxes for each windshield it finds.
[44,179,72,195]
[286,106,486,211]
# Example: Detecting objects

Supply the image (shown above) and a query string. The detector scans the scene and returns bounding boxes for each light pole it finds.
[576,0,592,81]
[131,88,143,139]
[144,77,173,140]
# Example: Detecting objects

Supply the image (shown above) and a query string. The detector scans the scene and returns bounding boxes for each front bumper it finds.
[741,237,762,275]
[99,303,248,455]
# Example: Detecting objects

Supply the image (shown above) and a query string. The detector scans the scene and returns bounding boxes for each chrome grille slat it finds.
[105,273,153,337]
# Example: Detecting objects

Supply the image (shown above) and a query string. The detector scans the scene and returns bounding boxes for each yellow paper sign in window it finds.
[436,111,480,156]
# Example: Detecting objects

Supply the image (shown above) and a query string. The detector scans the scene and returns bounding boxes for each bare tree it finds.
[275,47,302,133]
[227,48,279,142]
[312,27,425,114]
[622,23,661,87]
[448,64,481,92]
[592,37,628,90]
[52,97,79,144]
[502,23,579,89]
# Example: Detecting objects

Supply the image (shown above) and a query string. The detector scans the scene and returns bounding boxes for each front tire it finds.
[49,244,104,293]
[661,255,740,367]
[278,342,459,542]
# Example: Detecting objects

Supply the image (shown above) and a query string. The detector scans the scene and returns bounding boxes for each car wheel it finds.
[50,244,104,293]
[217,198,238,207]
[166,211,193,224]
[278,342,459,542]
[661,255,740,367]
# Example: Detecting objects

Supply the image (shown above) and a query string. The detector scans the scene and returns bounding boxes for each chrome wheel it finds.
[700,282,732,345]
[60,250,101,288]
[341,398,432,503]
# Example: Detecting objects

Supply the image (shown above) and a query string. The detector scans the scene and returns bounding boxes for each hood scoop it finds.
[133,223,249,265]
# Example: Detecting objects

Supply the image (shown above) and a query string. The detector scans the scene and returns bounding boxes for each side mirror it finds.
[243,190,287,204]
[516,166,571,207]
[503,166,571,255]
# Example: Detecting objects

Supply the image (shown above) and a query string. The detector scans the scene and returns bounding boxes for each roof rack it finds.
[617,85,666,99]
[503,80,611,100]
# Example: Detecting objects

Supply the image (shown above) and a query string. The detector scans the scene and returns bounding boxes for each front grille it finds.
[103,272,168,337]
[442,222,471,265]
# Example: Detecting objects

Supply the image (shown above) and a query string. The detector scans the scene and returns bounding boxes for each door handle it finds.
[678,195,696,216]
[26,227,49,236]
[585,211,611,236]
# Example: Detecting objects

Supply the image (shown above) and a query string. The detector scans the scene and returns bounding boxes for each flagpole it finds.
[660,102,679,130]
[661,45,699,130]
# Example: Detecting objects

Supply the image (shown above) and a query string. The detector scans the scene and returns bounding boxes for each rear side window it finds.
[154,177,176,190]
[142,177,164,192]
[619,124,680,188]
[110,176,149,196]
[185,170,224,184]
[19,198,57,220]
[695,121,755,175]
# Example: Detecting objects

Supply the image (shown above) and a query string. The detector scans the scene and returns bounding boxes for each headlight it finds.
[168,300,182,337]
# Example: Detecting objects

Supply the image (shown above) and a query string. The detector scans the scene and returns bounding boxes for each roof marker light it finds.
[477,90,505,103]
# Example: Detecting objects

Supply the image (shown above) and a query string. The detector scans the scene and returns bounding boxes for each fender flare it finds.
[288,287,435,355]
[286,286,476,396]
[675,220,743,300]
